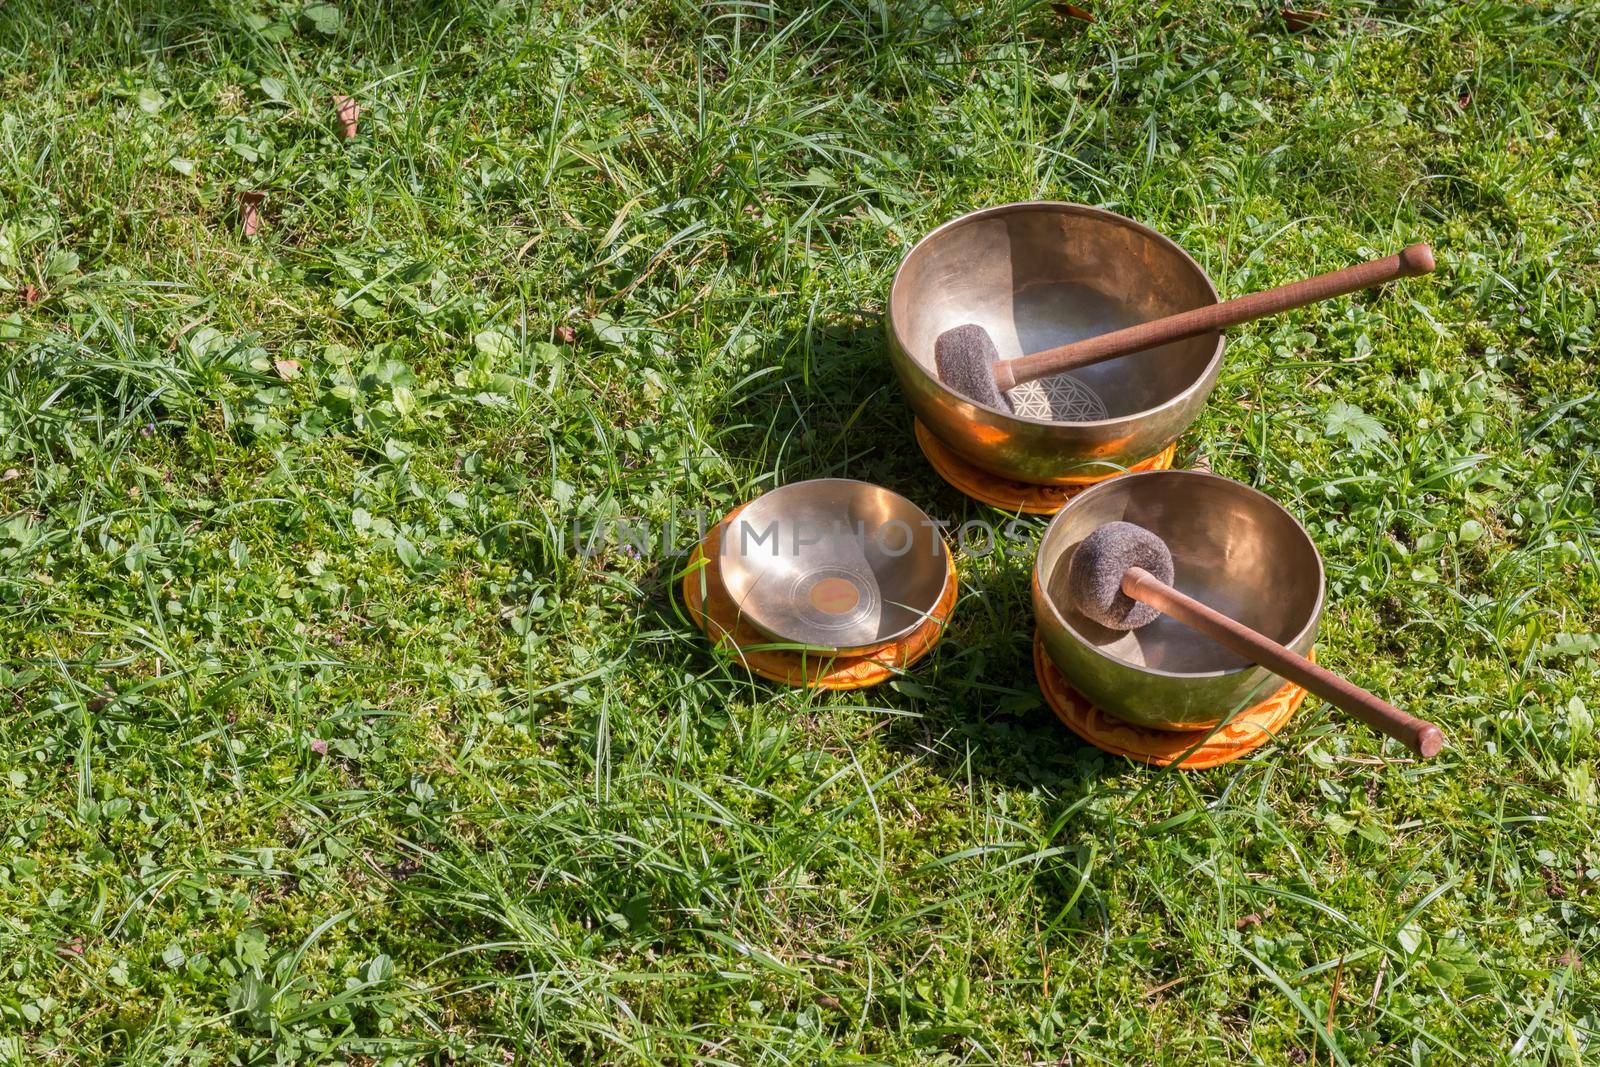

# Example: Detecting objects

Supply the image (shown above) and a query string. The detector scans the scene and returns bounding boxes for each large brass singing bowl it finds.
[887,202,1224,483]
[720,479,952,654]
[1033,470,1324,730]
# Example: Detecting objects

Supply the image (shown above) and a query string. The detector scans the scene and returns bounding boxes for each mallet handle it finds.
[991,244,1435,393]
[1122,566,1444,759]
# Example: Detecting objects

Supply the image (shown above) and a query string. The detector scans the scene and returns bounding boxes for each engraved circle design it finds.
[791,567,878,635]
[1007,373,1110,421]
[808,575,865,616]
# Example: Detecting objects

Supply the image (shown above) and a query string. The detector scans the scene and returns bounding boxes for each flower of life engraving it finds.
[1006,372,1109,421]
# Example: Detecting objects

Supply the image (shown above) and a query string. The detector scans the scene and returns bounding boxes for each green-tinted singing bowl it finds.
[1033,470,1324,730]
[887,202,1225,483]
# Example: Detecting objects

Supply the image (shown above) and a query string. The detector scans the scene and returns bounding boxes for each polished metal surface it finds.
[887,202,1225,482]
[720,479,951,653]
[1032,470,1324,730]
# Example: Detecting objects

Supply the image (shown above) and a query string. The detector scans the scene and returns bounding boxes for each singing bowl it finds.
[1033,470,1324,730]
[887,202,1225,483]
[720,479,952,654]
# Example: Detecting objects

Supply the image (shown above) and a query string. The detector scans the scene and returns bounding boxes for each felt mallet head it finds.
[934,323,1011,412]
[1066,521,1175,630]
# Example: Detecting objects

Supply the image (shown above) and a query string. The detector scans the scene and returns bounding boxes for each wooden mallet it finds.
[936,244,1435,412]
[1068,521,1444,758]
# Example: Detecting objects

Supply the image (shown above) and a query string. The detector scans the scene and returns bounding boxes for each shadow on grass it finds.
[621,314,1122,794]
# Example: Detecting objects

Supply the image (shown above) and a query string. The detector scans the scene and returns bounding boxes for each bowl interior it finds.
[1038,472,1323,675]
[891,204,1219,421]
[720,480,949,649]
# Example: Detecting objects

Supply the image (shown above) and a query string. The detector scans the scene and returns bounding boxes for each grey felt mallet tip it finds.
[1066,521,1175,631]
[934,324,1012,412]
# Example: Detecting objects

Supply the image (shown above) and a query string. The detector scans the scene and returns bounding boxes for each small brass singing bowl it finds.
[887,202,1225,483]
[1033,470,1324,730]
[719,479,952,655]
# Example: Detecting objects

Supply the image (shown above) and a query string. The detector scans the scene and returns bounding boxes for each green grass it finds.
[1,0,1598,1061]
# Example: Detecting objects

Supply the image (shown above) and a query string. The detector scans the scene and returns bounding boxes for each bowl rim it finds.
[1033,469,1327,679]
[722,477,954,652]
[887,201,1225,428]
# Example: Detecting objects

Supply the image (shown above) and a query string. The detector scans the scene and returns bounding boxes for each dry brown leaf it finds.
[1282,8,1328,32]
[335,95,360,139]
[239,191,265,237]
